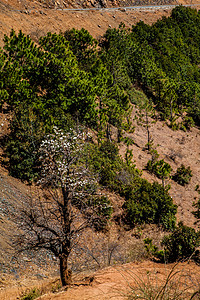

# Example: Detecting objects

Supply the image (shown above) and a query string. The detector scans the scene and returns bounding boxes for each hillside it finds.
[1,2,200,299]
[0,106,200,298]
[0,0,200,49]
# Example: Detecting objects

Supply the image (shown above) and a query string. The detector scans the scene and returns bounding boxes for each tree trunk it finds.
[106,123,111,141]
[117,127,122,143]
[59,252,72,286]
[162,177,165,188]
[146,110,150,151]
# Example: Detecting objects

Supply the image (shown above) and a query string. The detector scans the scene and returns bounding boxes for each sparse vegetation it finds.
[125,263,200,300]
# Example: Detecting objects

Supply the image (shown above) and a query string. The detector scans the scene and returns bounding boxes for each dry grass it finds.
[120,263,200,300]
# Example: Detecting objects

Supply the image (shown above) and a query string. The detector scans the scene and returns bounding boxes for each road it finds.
[55,3,198,12]
[2,1,198,14]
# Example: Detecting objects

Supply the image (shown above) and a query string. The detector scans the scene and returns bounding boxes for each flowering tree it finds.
[14,127,111,286]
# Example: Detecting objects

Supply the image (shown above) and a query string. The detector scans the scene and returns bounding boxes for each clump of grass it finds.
[119,263,200,300]
[51,281,62,293]
[20,288,40,300]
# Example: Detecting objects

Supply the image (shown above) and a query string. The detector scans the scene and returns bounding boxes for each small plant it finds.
[51,282,62,293]
[149,147,159,163]
[21,288,40,300]
[144,238,158,257]
[172,164,192,186]
[124,137,135,166]
[144,238,164,261]
[90,195,113,231]
[146,159,172,187]
[125,149,134,166]
[192,198,200,222]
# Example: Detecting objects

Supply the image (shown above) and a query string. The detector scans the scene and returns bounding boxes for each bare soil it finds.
[39,261,200,300]
[1,261,200,299]
[0,0,199,49]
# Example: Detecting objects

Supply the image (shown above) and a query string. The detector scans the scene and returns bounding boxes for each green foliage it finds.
[4,106,46,181]
[21,288,40,300]
[144,238,158,256]
[88,140,122,188]
[172,164,192,186]
[87,140,141,199]
[90,195,113,231]
[2,12,200,230]
[128,6,200,125]
[144,238,164,261]
[123,181,177,230]
[3,30,98,126]
[161,222,200,262]
[0,49,9,110]
[181,115,195,131]
[64,28,98,70]
[192,198,200,221]
[146,159,172,185]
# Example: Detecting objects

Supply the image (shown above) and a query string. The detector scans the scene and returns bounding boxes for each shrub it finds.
[146,159,172,186]
[144,238,165,261]
[123,181,177,230]
[192,198,200,222]
[90,195,113,231]
[161,222,200,263]
[180,116,195,131]
[172,164,192,186]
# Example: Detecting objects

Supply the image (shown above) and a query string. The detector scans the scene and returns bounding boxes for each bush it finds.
[180,115,195,131]
[161,222,200,262]
[172,164,192,186]
[90,195,113,231]
[192,198,200,221]
[146,159,172,185]
[123,181,177,230]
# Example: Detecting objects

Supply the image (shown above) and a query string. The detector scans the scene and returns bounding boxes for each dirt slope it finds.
[119,109,200,228]
[39,261,200,300]
[0,0,199,49]
[1,260,200,299]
